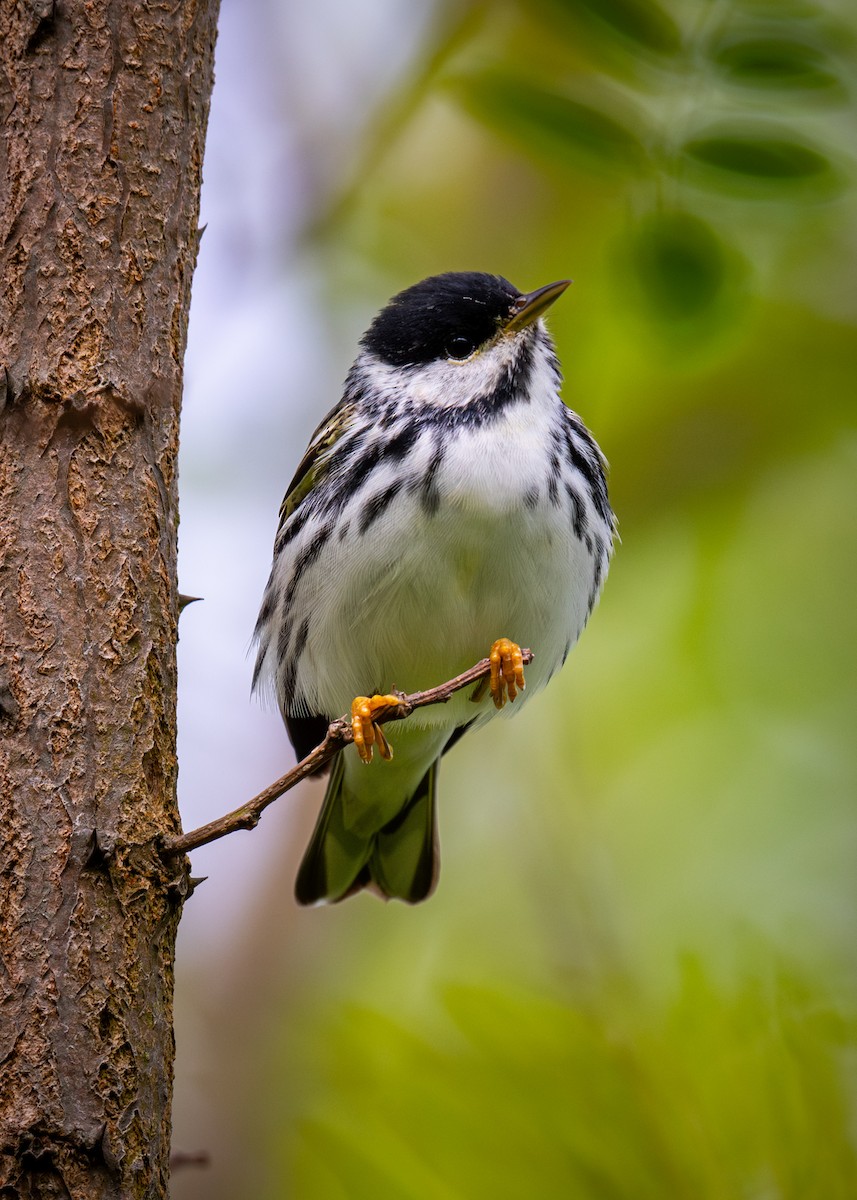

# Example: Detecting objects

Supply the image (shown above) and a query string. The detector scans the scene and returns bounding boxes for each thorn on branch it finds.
[161,648,534,861]
[171,1150,210,1171]
[167,873,208,905]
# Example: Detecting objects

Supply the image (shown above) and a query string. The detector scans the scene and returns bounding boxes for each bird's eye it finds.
[446,336,476,361]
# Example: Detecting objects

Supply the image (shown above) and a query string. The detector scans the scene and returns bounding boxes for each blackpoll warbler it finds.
[253,272,614,905]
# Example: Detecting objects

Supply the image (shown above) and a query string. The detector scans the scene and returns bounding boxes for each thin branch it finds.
[161,648,534,859]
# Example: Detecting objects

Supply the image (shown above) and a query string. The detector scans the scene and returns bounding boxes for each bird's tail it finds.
[294,754,439,905]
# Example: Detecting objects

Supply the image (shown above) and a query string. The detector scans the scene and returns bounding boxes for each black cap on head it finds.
[361,272,522,367]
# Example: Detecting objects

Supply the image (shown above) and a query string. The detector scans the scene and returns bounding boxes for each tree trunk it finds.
[0,1,219,1194]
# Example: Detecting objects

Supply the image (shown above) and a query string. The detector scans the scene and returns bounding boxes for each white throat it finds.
[355,327,545,411]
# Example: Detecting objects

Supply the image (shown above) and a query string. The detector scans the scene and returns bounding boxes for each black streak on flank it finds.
[587,536,609,613]
[276,502,313,554]
[280,615,310,707]
[359,479,404,534]
[562,420,611,525]
[591,535,606,591]
[547,452,561,507]
[565,482,588,541]
[251,638,267,690]
[287,521,334,598]
[323,421,427,521]
[419,442,445,515]
[255,586,276,629]
[276,614,294,673]
[329,438,386,515]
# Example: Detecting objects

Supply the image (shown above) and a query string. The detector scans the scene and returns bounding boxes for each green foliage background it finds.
[178,0,857,1194]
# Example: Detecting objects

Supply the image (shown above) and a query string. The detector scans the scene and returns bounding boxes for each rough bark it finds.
[0,1,219,1195]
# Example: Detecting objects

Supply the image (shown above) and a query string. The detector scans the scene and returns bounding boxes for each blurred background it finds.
[171,0,857,1195]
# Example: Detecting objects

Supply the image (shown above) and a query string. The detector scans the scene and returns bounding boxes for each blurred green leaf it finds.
[683,130,842,195]
[285,965,857,1199]
[548,0,682,56]
[624,211,735,322]
[711,36,842,92]
[448,71,645,173]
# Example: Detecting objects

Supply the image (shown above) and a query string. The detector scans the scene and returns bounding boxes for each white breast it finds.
[291,346,603,726]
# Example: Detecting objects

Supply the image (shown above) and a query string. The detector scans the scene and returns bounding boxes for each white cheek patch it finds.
[356,333,529,410]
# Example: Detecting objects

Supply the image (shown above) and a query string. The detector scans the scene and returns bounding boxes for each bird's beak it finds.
[502,279,571,335]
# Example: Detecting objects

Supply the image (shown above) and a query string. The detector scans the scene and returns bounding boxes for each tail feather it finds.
[294,756,368,905]
[294,755,439,906]
[369,763,439,903]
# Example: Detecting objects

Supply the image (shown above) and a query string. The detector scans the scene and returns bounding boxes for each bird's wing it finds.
[277,398,356,527]
[266,399,357,764]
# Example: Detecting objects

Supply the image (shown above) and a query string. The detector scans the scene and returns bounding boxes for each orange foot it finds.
[351,694,401,764]
[489,638,526,710]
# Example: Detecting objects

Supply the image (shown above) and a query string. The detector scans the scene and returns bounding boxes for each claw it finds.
[350,694,401,763]
[489,638,526,709]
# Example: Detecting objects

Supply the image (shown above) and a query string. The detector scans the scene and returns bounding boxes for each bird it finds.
[252,271,614,905]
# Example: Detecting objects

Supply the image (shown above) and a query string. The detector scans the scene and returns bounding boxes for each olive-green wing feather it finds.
[277,399,357,527]
[272,398,357,769]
